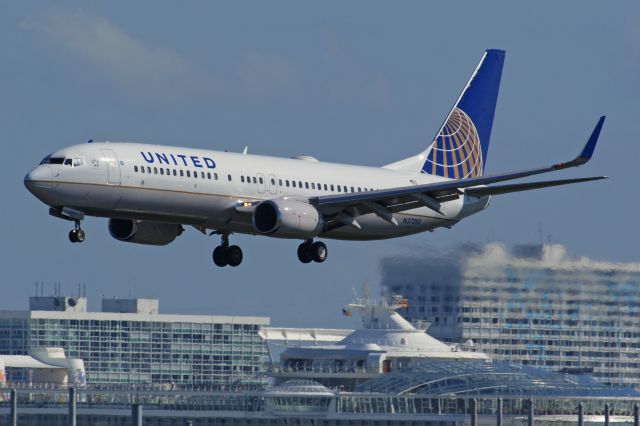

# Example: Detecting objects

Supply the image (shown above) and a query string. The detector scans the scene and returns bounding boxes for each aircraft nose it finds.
[24,165,53,193]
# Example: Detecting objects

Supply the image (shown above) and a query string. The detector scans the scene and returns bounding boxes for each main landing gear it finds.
[212,233,243,267]
[68,220,85,243]
[297,240,328,264]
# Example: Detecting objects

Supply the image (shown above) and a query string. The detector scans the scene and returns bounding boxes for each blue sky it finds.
[1,1,639,328]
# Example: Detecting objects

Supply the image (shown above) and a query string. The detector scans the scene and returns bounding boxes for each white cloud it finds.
[21,10,222,102]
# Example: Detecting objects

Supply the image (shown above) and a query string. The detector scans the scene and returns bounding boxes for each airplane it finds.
[24,49,607,267]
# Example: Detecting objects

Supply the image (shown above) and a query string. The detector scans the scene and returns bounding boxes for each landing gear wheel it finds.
[212,246,228,267]
[69,220,85,243]
[297,242,313,264]
[227,245,243,267]
[311,241,327,263]
[69,229,86,243]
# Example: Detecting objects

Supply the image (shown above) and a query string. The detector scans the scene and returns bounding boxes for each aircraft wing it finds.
[308,116,606,228]
[464,176,607,197]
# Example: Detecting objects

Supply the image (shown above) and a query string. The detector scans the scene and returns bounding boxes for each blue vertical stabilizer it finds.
[422,49,505,178]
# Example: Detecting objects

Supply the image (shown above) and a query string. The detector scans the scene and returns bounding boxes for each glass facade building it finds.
[0,298,270,385]
[381,243,640,388]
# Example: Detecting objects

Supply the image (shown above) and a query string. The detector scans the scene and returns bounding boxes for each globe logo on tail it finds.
[423,107,483,178]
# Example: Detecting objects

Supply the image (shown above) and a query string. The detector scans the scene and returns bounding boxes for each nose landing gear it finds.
[212,233,243,267]
[297,240,327,264]
[68,220,85,243]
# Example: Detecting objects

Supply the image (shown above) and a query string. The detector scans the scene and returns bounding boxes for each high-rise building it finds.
[381,243,640,388]
[0,296,270,385]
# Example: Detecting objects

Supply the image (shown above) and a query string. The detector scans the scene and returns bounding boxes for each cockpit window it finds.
[40,155,64,164]
[41,155,83,166]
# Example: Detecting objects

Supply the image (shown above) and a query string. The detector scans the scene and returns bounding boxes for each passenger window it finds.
[147,167,151,173]
[351,186,354,192]
[292,181,297,188]
[180,170,184,177]
[201,172,205,178]
[298,181,302,188]
[286,180,290,187]
[214,173,218,180]
[186,170,190,177]
[358,187,361,192]
[140,166,145,174]
[134,166,139,172]
[271,178,275,185]
[154,167,158,174]
[259,177,263,184]
[228,174,232,181]
[324,184,328,190]
[166,168,170,175]
[337,186,341,192]
[241,176,245,183]
[343,186,347,192]
[64,158,72,166]
[173,170,177,176]
[305,182,309,189]
[330,185,334,191]
[207,172,211,179]
[160,168,164,175]
[279,179,283,186]
[311,183,315,190]
[245,176,249,182]
[194,171,197,178]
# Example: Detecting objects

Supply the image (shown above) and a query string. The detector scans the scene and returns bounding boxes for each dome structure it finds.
[270,379,334,396]
[355,360,640,398]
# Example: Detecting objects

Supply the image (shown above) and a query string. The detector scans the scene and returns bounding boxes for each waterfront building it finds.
[0,296,269,385]
[1,294,638,426]
[381,243,640,388]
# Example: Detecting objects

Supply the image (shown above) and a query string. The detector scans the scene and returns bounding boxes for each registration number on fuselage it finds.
[402,217,422,225]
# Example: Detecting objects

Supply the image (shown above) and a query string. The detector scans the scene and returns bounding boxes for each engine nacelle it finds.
[108,219,184,246]
[252,198,323,238]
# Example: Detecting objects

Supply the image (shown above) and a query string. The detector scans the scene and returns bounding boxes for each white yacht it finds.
[271,294,487,390]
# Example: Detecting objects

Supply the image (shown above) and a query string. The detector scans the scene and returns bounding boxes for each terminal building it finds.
[381,243,640,388]
[0,296,270,385]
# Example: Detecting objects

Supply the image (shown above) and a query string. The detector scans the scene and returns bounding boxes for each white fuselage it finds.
[24,142,490,241]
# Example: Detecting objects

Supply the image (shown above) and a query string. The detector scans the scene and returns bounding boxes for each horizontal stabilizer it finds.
[466,176,607,198]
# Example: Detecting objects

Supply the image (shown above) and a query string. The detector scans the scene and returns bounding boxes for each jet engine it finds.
[252,198,323,238]
[108,219,184,246]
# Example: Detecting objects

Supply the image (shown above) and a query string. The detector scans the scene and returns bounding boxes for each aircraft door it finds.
[101,149,121,185]
[268,174,278,195]
[256,173,266,194]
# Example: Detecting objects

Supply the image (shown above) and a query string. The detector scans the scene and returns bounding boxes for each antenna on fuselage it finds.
[242,146,248,155]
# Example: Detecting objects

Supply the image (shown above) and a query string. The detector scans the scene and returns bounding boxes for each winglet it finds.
[554,116,606,169]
